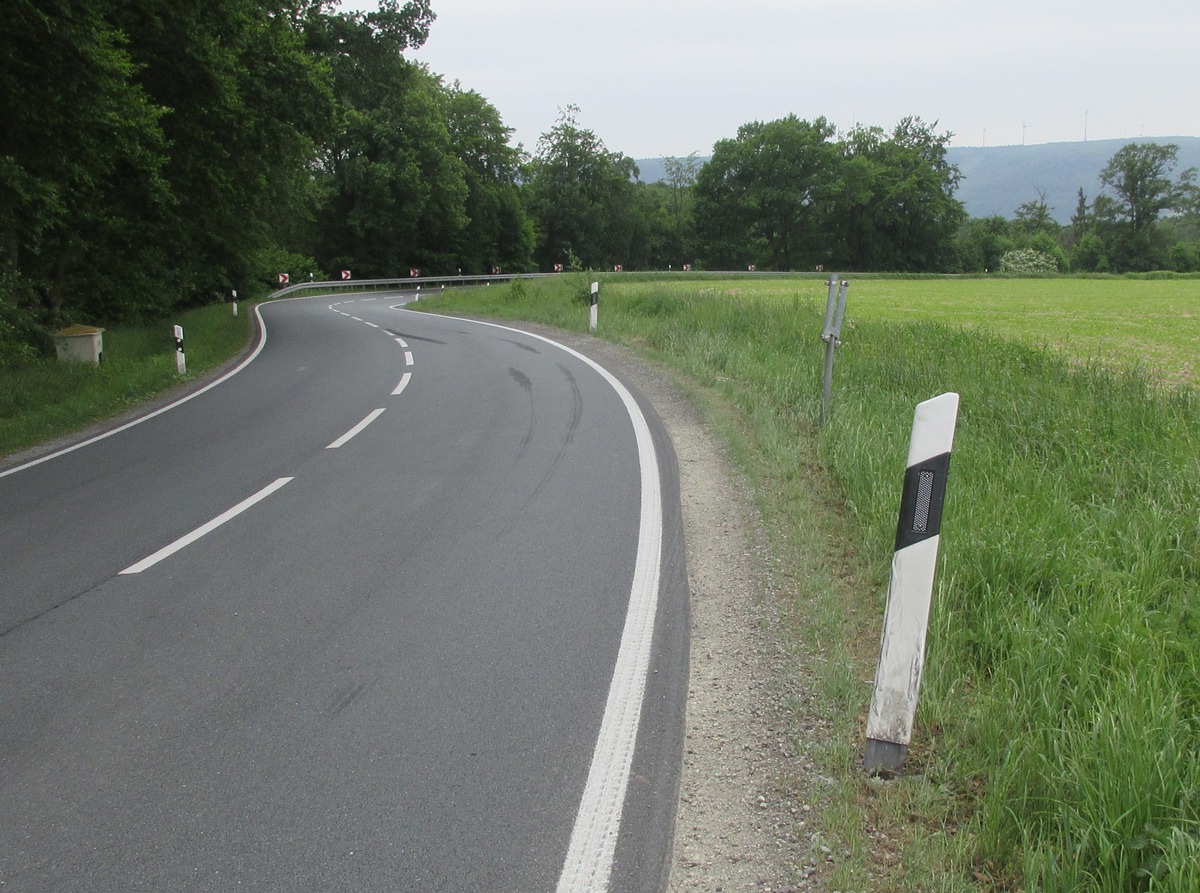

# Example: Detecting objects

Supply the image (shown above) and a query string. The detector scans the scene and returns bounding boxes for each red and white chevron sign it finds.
[341,270,351,280]
[278,273,289,284]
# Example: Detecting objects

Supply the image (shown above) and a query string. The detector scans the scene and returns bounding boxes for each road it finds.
[0,292,688,892]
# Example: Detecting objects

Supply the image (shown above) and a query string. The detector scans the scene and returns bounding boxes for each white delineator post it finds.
[173,324,186,375]
[589,281,599,332]
[865,391,960,775]
[231,289,238,316]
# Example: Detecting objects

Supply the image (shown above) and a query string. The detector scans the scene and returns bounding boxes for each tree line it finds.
[4,0,1199,364]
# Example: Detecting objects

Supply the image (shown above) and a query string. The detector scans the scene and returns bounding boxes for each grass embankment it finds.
[0,301,252,458]
[421,274,1200,892]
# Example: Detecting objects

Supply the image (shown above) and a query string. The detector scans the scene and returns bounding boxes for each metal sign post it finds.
[819,275,849,426]
[864,392,960,774]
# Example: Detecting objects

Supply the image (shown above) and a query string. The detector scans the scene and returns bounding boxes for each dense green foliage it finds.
[0,0,533,361]
[5,0,1199,367]
[955,144,1200,274]
[692,115,965,272]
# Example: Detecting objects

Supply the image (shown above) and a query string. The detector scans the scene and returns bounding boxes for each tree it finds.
[435,81,533,272]
[953,216,1014,273]
[1070,188,1092,239]
[522,105,641,270]
[1098,143,1196,234]
[661,153,700,265]
[1014,189,1057,237]
[108,0,336,302]
[694,116,838,271]
[834,117,964,271]
[308,6,471,276]
[1,0,169,326]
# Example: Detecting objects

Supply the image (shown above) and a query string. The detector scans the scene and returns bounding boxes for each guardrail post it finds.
[865,392,959,774]
[819,275,849,426]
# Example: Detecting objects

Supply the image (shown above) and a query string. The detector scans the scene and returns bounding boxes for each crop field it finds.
[638,274,1200,385]
[425,273,1200,892]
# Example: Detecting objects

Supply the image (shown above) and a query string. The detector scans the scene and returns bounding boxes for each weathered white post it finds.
[865,391,959,774]
[589,281,599,332]
[231,289,238,317]
[173,324,186,375]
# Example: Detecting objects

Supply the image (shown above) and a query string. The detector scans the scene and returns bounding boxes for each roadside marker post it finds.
[589,281,599,332]
[819,274,849,426]
[173,324,186,375]
[865,391,959,775]
[231,289,238,317]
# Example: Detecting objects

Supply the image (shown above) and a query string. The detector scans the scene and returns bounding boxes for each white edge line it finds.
[392,372,413,396]
[326,408,386,449]
[0,303,273,481]
[405,310,664,893]
[120,477,293,574]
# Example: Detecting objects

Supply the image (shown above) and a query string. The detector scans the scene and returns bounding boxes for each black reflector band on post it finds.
[894,451,951,551]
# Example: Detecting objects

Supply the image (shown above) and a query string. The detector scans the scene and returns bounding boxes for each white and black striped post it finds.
[173,324,186,375]
[589,281,599,332]
[865,391,960,775]
[231,289,238,317]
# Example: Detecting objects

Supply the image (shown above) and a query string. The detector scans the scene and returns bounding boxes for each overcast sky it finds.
[368,0,1199,158]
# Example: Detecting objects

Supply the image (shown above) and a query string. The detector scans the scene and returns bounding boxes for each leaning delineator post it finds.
[865,391,960,774]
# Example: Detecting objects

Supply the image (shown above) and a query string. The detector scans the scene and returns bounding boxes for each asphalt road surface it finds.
[0,291,688,892]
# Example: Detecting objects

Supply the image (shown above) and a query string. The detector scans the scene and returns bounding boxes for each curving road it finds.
[0,292,688,892]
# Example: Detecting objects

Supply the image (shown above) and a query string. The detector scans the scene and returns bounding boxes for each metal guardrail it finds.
[267,268,819,300]
[268,272,562,299]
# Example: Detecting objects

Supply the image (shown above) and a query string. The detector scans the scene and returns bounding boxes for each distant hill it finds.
[635,137,1200,224]
[946,137,1200,222]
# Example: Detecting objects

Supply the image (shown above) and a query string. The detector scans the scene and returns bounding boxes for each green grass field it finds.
[0,302,252,457]
[638,275,1200,385]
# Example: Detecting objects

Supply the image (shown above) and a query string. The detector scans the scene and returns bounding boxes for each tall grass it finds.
[0,301,251,456]
[423,276,1200,891]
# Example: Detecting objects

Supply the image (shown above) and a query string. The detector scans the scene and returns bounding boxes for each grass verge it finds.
[0,302,253,458]
[418,275,1200,893]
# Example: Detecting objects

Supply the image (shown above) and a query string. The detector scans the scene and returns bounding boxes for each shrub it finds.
[999,248,1059,274]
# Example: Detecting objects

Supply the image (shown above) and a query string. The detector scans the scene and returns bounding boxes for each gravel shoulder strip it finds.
[537,327,821,893]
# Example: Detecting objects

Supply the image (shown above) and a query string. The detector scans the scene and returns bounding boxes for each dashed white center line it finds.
[392,372,412,396]
[326,408,387,449]
[120,477,294,574]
